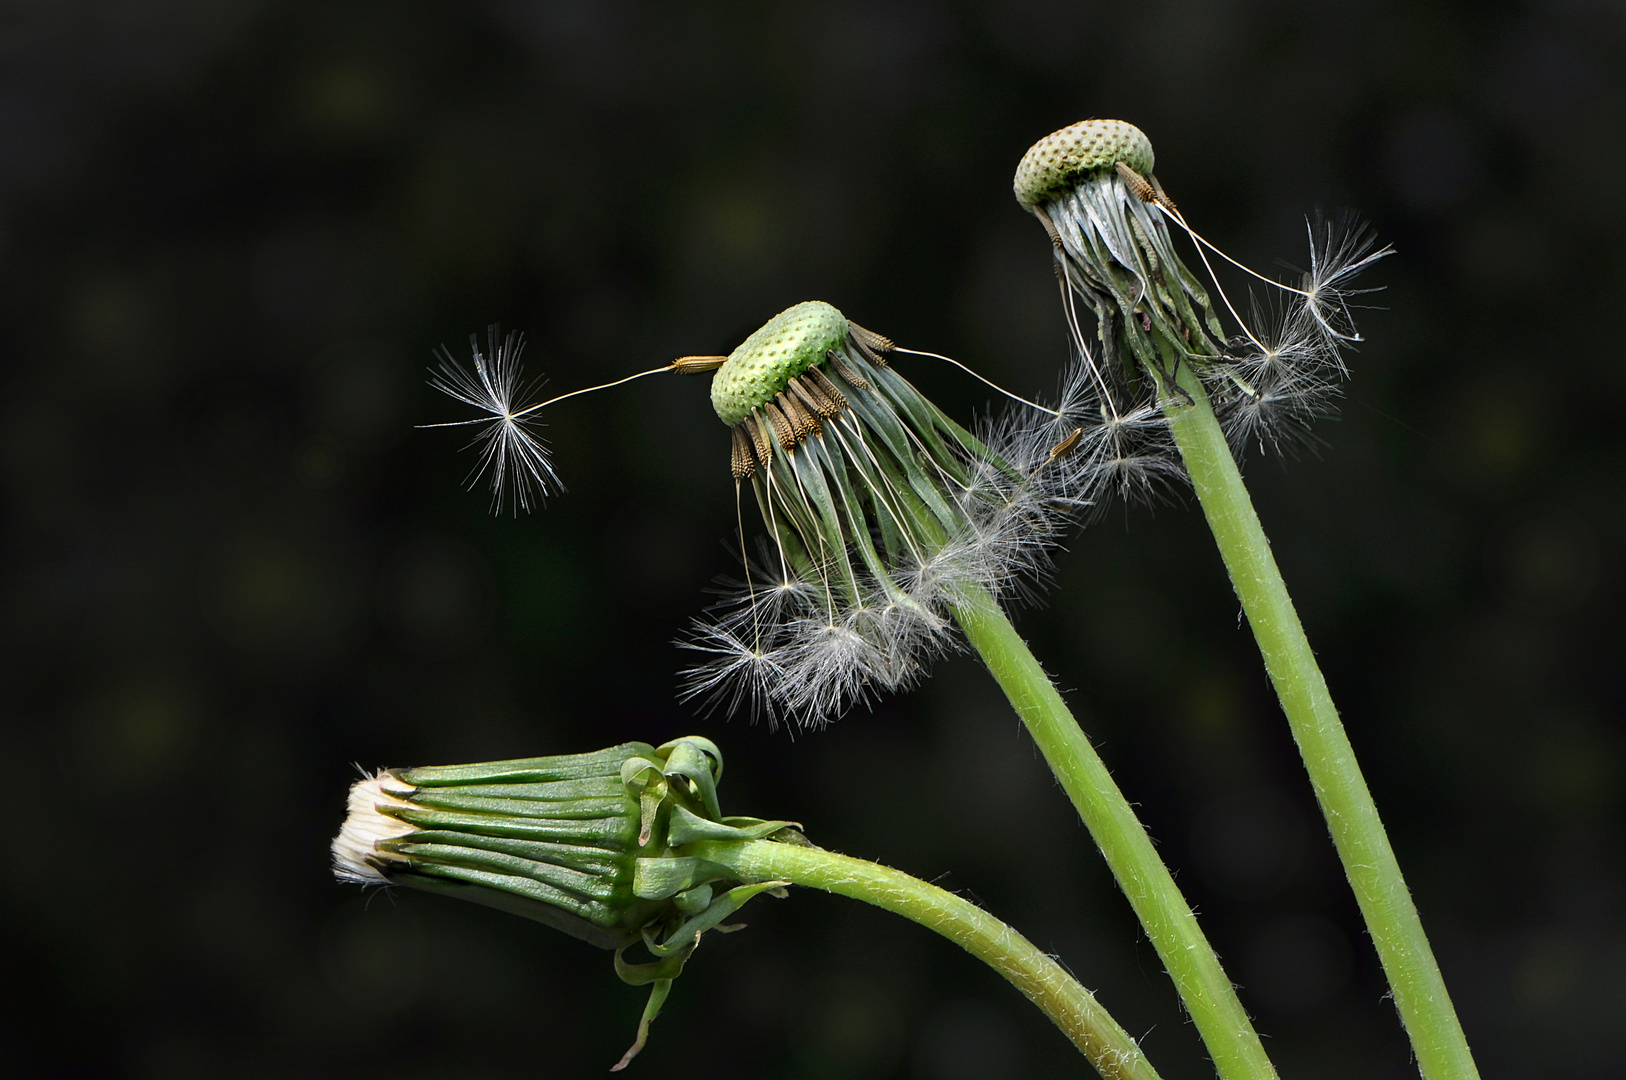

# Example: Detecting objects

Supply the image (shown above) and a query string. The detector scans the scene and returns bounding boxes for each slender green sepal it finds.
[642,880,790,957]
[666,805,796,844]
[611,980,673,1073]
[398,744,652,786]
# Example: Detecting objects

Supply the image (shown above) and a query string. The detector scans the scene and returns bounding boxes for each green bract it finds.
[710,300,849,425]
[1013,119,1155,208]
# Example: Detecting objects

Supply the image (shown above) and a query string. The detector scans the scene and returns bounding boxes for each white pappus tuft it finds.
[331,771,419,885]
[1297,213,1392,351]
[421,327,562,514]
[1206,214,1391,457]
[1041,342,1189,514]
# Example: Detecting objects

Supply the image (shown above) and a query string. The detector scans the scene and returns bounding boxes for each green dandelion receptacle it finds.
[709,300,850,425]
[1013,119,1155,208]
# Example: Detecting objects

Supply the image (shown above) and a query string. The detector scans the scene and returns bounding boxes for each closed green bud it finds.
[333,736,795,1068]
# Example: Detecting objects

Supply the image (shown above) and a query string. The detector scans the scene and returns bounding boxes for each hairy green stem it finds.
[692,837,1162,1080]
[1161,369,1479,1080]
[951,585,1277,1080]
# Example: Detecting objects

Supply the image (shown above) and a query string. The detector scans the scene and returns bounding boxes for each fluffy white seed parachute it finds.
[420,328,561,514]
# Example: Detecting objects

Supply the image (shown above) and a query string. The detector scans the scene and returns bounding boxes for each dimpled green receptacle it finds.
[710,301,849,425]
[1013,119,1155,208]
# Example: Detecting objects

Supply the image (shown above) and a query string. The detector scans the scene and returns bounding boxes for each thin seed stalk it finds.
[950,584,1278,1080]
[1160,367,1479,1080]
[691,837,1162,1080]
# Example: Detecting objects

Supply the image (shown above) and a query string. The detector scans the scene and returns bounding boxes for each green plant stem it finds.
[1161,368,1479,1080]
[950,585,1277,1080]
[692,837,1162,1080]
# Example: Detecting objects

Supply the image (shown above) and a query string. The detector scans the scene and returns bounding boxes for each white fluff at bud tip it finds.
[331,772,420,885]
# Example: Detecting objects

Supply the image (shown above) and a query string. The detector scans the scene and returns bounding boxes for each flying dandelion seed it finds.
[422,327,729,514]
[420,327,561,514]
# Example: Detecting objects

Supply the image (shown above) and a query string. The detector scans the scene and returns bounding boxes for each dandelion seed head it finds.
[1016,121,1389,477]
[681,309,1079,728]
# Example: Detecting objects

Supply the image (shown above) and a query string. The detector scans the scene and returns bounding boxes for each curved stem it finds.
[1161,369,1479,1080]
[950,585,1278,1080]
[691,837,1162,1080]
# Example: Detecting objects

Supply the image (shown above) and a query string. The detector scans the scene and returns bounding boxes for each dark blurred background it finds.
[3,1,1623,1077]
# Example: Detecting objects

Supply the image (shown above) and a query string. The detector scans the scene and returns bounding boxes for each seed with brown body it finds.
[731,425,757,478]
[1115,162,1156,204]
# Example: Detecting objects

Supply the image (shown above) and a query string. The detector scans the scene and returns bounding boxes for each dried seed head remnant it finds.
[682,302,1076,728]
[1014,119,1390,484]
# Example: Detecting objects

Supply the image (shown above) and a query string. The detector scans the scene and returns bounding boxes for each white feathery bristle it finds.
[423,329,561,515]
[781,611,893,722]
[1299,214,1391,349]
[332,772,420,885]
[678,618,792,728]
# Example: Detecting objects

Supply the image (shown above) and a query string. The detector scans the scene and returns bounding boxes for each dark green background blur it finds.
[3,1,1623,1077]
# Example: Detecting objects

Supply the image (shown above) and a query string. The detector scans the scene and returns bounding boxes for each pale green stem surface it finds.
[1161,368,1479,1080]
[693,837,1162,1080]
[950,585,1277,1080]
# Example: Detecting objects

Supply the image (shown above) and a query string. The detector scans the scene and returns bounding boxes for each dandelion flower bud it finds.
[333,737,794,1068]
